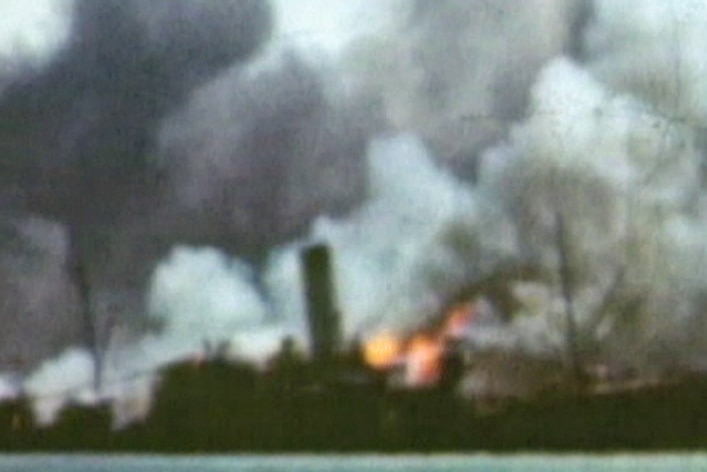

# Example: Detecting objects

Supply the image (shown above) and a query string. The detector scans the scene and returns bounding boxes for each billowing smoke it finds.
[0,0,72,96]
[586,0,707,126]
[0,0,271,222]
[262,0,707,372]
[354,0,592,177]
[153,49,374,256]
[0,0,274,371]
[0,217,80,369]
[148,246,268,347]
[3,0,707,426]
[0,0,382,425]
[473,57,706,370]
[264,133,515,343]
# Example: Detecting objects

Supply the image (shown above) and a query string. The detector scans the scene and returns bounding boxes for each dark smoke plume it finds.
[155,51,374,258]
[0,0,272,227]
[0,217,80,370]
[0,0,273,371]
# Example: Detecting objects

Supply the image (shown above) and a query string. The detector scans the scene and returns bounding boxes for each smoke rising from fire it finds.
[0,0,72,95]
[1,0,707,425]
[264,133,515,343]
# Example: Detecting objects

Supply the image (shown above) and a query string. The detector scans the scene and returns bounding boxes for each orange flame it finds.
[361,300,477,387]
[362,332,403,370]
[405,333,443,386]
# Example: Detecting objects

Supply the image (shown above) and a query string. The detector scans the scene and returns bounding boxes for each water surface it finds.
[0,454,705,472]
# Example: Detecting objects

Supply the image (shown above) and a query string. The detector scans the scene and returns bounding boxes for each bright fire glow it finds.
[405,333,443,386]
[362,332,403,369]
[443,301,475,338]
[362,300,477,387]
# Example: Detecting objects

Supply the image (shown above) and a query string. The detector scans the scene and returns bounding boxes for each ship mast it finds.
[555,211,582,383]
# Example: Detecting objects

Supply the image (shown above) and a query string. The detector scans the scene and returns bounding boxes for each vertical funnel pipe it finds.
[68,226,102,393]
[301,244,341,361]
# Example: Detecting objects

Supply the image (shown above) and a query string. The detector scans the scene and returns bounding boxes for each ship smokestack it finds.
[301,244,341,362]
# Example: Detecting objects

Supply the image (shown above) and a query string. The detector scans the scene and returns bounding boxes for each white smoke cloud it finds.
[23,340,168,428]
[352,0,588,170]
[148,246,267,344]
[265,134,517,341]
[473,54,707,371]
[23,348,95,426]
[271,0,397,58]
[586,0,707,125]
[20,245,273,428]
[0,0,72,92]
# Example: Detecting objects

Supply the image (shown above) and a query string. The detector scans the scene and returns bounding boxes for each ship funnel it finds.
[300,244,341,361]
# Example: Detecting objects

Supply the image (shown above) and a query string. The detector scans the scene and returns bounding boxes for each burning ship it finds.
[1,0,707,455]
[1,242,707,452]
[293,243,707,450]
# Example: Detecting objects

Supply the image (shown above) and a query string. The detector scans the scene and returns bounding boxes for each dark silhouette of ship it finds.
[1,243,707,452]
